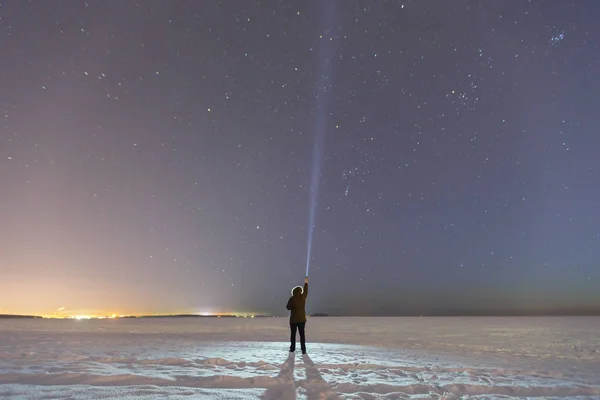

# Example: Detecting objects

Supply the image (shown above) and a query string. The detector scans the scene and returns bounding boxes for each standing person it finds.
[286,276,308,354]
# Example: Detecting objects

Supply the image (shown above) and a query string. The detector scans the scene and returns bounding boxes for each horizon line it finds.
[2,309,600,319]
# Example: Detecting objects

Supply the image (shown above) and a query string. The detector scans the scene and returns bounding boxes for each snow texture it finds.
[1,317,599,399]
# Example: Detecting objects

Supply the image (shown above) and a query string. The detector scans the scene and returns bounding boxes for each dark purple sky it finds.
[1,0,599,316]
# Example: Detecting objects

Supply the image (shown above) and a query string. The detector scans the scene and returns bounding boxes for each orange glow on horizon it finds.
[4,311,265,319]
[39,313,126,319]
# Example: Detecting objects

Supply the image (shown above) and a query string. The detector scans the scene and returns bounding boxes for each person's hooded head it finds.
[291,286,303,297]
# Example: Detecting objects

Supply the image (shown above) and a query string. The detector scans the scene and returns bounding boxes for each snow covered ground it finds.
[0,316,599,399]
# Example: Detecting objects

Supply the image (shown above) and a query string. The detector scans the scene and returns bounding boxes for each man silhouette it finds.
[286,276,308,354]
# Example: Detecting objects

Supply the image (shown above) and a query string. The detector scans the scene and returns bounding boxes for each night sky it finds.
[1,1,599,317]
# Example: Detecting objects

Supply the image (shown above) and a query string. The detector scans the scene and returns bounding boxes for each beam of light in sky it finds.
[306,1,340,277]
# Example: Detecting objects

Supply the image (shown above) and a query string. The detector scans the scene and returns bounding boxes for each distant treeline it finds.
[313,308,600,317]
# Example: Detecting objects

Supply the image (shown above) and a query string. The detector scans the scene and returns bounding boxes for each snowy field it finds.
[0,317,599,399]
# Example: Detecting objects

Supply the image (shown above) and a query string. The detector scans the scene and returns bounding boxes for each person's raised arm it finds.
[302,277,308,300]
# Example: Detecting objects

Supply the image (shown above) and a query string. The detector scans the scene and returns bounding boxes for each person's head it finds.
[291,286,303,297]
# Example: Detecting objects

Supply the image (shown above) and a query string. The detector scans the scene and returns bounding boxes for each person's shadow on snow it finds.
[302,354,340,400]
[262,351,296,400]
[262,353,339,400]
[301,354,322,381]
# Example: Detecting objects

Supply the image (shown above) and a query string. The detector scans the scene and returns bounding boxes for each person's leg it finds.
[289,323,298,352]
[298,322,306,353]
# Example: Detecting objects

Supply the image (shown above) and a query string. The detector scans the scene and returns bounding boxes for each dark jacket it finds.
[286,282,308,324]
